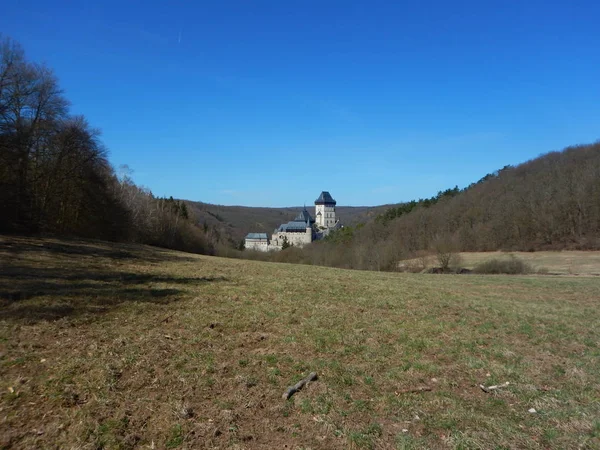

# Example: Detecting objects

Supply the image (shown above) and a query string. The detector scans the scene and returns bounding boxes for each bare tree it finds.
[0,35,69,228]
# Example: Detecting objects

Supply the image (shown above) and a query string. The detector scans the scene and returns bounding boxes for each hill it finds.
[380,141,600,252]
[259,142,600,272]
[1,235,599,448]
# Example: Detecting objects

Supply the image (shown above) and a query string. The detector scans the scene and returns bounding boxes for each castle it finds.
[245,191,339,252]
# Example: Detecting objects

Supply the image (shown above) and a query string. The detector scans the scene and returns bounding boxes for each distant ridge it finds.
[183,202,392,244]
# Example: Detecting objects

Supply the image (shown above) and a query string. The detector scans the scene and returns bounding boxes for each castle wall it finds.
[271,228,312,248]
[245,239,270,252]
[316,204,336,228]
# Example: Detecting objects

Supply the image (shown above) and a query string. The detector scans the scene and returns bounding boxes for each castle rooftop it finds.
[245,233,268,240]
[315,191,336,205]
[294,207,315,224]
[277,207,314,233]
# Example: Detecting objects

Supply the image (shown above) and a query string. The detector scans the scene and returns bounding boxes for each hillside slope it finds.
[383,141,600,251]
[1,235,599,449]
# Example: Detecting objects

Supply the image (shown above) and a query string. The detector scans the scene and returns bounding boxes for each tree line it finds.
[376,185,461,224]
[0,35,214,254]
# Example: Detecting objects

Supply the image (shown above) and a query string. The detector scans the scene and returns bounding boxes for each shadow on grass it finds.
[0,266,227,285]
[0,270,228,322]
[0,287,184,322]
[0,236,198,263]
[0,235,229,323]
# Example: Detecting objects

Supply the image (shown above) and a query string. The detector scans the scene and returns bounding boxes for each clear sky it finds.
[2,1,599,206]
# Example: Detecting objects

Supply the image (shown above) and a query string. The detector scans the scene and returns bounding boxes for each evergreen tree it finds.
[179,201,189,219]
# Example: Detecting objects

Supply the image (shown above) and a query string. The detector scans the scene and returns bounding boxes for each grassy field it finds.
[1,236,599,449]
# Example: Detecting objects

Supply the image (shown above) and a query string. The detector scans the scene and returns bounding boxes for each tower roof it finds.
[294,207,315,224]
[315,191,336,205]
[276,207,315,233]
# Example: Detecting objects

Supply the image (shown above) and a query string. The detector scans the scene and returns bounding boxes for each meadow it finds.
[1,236,599,449]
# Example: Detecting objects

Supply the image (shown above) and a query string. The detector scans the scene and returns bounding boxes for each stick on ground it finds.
[395,386,432,395]
[282,372,318,400]
[161,313,176,323]
[480,381,510,393]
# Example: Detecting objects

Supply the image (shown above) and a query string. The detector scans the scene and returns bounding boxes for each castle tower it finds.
[315,191,336,229]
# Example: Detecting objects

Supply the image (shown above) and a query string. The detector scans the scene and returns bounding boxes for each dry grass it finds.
[401,251,600,276]
[456,251,600,276]
[1,235,599,449]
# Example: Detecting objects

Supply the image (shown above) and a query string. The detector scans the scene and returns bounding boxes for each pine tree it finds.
[179,202,189,219]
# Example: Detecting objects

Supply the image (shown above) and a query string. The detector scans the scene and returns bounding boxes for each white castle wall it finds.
[245,239,270,252]
[271,227,312,248]
[316,204,336,228]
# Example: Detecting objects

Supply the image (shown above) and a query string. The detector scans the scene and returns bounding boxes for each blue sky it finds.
[2,1,599,206]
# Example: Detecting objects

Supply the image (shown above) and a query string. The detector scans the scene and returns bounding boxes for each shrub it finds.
[272,246,310,265]
[473,255,532,274]
[432,237,462,272]
[537,266,549,275]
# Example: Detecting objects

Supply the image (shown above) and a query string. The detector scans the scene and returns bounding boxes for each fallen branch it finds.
[395,386,432,395]
[161,313,176,323]
[480,381,510,393]
[282,372,318,400]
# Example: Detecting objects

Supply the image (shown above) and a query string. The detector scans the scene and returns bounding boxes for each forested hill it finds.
[259,142,600,272]
[184,202,391,244]
[381,141,600,252]
[0,36,214,255]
